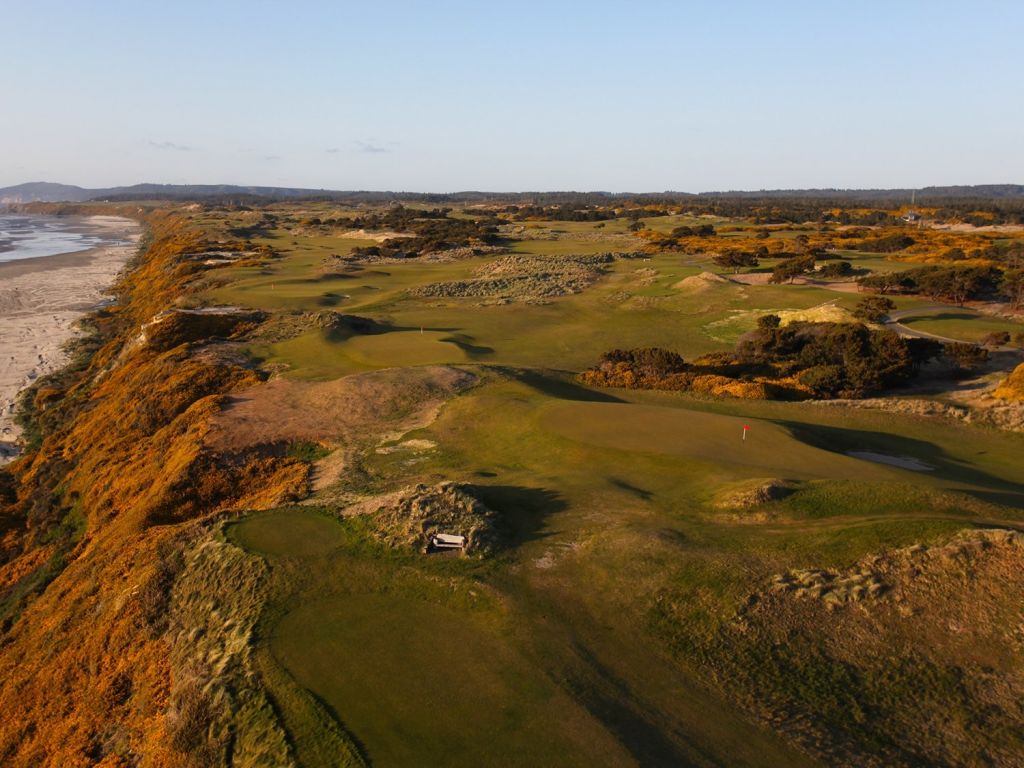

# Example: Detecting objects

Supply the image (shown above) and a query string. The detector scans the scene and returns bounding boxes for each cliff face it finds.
[0,209,306,766]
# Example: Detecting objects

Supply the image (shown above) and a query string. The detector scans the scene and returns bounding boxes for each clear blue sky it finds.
[2,0,1021,192]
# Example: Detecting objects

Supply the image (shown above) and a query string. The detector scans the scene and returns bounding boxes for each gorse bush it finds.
[583,317,949,400]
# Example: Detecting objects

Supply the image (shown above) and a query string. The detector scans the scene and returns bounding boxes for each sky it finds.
[1,0,1022,192]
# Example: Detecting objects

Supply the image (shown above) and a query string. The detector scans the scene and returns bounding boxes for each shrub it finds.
[854,296,896,322]
[980,331,1010,348]
[770,254,816,283]
[819,260,853,277]
[799,365,847,397]
[854,234,915,253]
[944,343,989,376]
[285,440,332,462]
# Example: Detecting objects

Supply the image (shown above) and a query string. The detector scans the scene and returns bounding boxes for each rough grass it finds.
[168,529,295,768]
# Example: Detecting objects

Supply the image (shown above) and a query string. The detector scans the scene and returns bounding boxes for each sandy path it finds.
[0,217,141,462]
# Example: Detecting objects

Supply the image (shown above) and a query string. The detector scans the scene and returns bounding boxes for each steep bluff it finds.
[0,208,306,766]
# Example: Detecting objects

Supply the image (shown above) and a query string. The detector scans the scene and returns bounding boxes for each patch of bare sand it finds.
[729,272,862,294]
[792,276,862,293]
[673,271,730,291]
[336,229,413,242]
[205,366,477,489]
[0,217,141,462]
[728,272,772,285]
[929,222,1024,234]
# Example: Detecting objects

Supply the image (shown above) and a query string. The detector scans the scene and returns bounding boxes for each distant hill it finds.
[0,181,338,204]
[697,185,1024,200]
[2,181,1023,205]
[0,182,98,203]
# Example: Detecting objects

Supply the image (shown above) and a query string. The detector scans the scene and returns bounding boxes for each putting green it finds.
[256,328,471,378]
[543,400,901,480]
[270,594,627,767]
[227,509,346,557]
[342,330,469,368]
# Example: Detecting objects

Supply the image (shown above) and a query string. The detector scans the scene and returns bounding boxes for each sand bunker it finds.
[846,450,935,471]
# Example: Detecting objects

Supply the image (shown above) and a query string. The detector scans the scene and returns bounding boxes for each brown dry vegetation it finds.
[994,363,1024,401]
[206,366,475,455]
[0,212,309,766]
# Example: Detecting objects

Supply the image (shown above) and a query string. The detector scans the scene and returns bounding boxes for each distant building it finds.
[903,191,922,223]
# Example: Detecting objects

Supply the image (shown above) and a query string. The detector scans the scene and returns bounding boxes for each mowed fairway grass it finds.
[217,220,1024,766]
[229,508,644,768]
[271,594,629,767]
[209,225,880,378]
[897,308,1024,343]
[229,376,1024,767]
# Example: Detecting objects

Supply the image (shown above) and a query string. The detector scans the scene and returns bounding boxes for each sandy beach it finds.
[0,215,142,462]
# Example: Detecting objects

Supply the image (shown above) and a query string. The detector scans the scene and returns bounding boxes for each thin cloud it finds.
[263,154,281,161]
[326,148,339,154]
[356,140,396,154]
[148,140,194,152]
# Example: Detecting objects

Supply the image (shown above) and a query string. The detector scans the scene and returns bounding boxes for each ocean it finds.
[0,214,124,263]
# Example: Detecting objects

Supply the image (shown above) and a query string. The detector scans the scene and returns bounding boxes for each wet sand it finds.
[0,216,142,462]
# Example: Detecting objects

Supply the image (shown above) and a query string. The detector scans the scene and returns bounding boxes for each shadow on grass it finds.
[304,688,372,766]
[902,311,979,323]
[494,366,625,403]
[316,292,344,307]
[565,642,701,766]
[323,316,422,342]
[776,420,1024,505]
[323,317,493,359]
[468,484,566,546]
[608,477,653,500]
[272,272,360,284]
[440,333,495,359]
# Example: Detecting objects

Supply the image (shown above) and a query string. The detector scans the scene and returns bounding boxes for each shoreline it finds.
[0,216,142,463]
[0,245,121,279]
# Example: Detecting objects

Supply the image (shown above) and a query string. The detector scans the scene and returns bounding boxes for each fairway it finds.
[897,309,1024,343]
[270,594,630,767]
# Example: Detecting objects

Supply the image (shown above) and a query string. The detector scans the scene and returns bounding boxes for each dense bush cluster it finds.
[504,204,619,221]
[347,204,449,230]
[770,254,818,283]
[352,209,500,258]
[850,233,915,253]
[737,318,936,397]
[581,316,971,400]
[858,265,1002,304]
